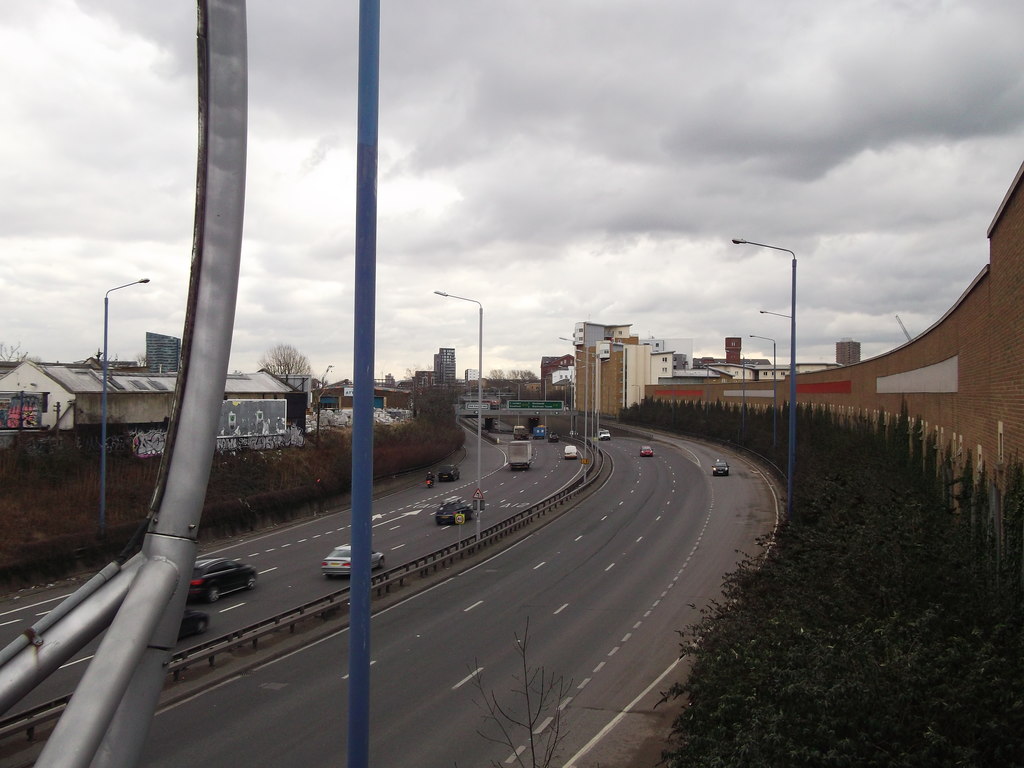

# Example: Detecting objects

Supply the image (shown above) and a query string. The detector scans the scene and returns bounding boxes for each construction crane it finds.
[895,314,912,342]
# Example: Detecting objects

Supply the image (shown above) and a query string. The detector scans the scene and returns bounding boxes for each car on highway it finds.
[598,429,611,441]
[564,445,579,460]
[435,496,474,525]
[712,458,730,476]
[639,445,654,457]
[438,465,460,481]
[178,609,209,639]
[547,432,560,443]
[321,545,385,577]
[188,558,258,603]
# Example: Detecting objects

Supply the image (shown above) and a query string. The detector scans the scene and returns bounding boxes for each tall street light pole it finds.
[100,278,150,537]
[734,238,797,522]
[750,334,777,448]
[435,291,484,542]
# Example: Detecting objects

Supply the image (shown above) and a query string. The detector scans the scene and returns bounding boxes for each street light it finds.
[560,336,598,465]
[750,334,777,448]
[733,238,797,522]
[434,291,484,541]
[100,278,150,536]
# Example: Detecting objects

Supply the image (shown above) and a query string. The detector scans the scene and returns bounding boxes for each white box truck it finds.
[508,440,533,470]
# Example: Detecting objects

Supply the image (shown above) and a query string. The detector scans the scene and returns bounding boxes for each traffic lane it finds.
[0,421,500,622]
[139,435,729,766]
[0,438,588,716]
[0,434,560,644]
[363,439,738,765]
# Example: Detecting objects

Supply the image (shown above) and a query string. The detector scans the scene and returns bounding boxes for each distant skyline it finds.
[3,2,1023,379]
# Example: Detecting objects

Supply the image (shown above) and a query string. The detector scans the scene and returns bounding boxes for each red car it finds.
[639,446,654,457]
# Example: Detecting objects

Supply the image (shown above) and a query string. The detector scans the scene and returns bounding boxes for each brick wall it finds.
[650,160,1024,493]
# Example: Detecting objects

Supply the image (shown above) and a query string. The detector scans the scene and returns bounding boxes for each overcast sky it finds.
[4,1,1023,381]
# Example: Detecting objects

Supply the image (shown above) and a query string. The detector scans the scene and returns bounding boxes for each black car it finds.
[178,609,209,639]
[435,496,473,525]
[547,432,560,443]
[438,465,460,481]
[188,558,258,603]
[712,459,730,476]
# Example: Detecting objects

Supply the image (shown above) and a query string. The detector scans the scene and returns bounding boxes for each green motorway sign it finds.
[507,400,564,409]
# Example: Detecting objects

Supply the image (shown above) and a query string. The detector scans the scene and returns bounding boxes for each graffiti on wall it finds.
[0,393,42,429]
[128,401,304,457]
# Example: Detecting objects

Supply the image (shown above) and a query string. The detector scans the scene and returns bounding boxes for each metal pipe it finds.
[349,3,380,766]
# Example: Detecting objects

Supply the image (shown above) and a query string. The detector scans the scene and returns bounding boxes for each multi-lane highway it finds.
[0,429,585,714]
[131,432,775,767]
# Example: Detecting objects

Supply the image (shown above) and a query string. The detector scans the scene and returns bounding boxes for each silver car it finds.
[321,546,385,577]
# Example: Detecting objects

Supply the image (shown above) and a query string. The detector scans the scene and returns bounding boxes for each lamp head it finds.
[139,278,151,284]
[433,291,448,297]
[731,238,746,245]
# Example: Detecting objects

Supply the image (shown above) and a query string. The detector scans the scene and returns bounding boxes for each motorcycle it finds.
[426,477,434,488]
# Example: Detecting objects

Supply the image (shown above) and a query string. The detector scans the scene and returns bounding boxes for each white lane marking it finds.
[593,662,605,673]
[621,633,632,643]
[553,603,569,615]
[608,646,619,657]
[218,603,245,613]
[533,561,546,570]
[574,535,583,542]
[452,667,484,690]
[59,655,93,670]
[258,567,277,575]
[464,600,484,612]
[390,543,406,550]
[577,677,591,690]
[534,716,554,734]
[558,696,573,711]
[0,594,67,619]
[604,563,615,572]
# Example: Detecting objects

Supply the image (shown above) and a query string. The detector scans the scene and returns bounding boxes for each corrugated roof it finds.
[30,365,295,395]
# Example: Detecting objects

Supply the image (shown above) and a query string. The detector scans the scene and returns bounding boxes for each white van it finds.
[563,445,579,460]
[597,429,611,441]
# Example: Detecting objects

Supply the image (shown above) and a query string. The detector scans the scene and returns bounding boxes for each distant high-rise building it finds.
[836,339,861,365]
[146,332,181,373]
[434,347,456,385]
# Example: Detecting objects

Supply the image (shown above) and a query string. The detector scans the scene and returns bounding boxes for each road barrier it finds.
[0,444,607,748]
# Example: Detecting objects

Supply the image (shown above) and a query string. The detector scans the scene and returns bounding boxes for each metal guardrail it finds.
[0,449,605,746]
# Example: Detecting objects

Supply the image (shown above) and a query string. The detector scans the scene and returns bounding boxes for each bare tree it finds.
[470,620,572,768]
[258,343,311,376]
[509,369,539,381]
[0,342,29,362]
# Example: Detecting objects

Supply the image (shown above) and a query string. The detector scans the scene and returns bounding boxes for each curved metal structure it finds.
[0,3,248,767]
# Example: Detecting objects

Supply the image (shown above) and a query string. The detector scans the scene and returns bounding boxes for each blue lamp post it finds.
[100,278,150,536]
[733,239,797,521]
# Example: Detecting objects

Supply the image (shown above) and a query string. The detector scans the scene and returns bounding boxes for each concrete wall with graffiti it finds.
[0,392,43,429]
[130,399,303,457]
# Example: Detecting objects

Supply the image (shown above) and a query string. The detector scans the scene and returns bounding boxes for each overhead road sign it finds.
[507,400,563,410]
